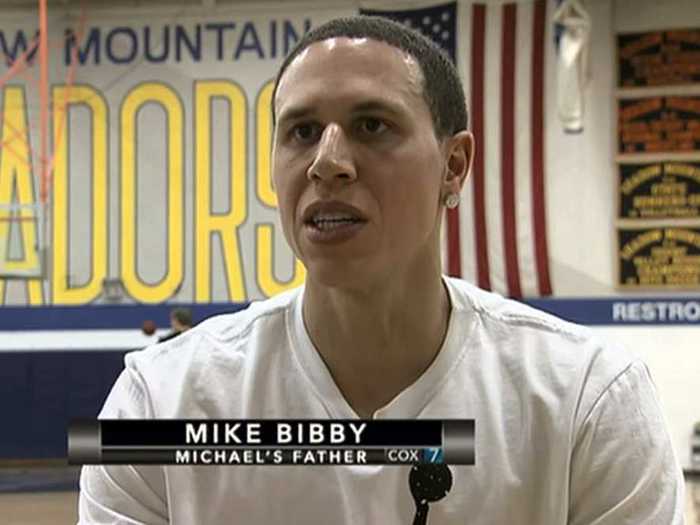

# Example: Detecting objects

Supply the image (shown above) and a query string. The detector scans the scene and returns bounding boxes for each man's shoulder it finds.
[124,287,300,373]
[446,278,653,446]
[446,277,638,389]
[101,289,301,417]
[447,276,591,342]
[195,287,299,341]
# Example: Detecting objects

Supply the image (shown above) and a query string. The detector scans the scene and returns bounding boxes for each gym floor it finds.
[1,491,78,525]
[0,464,79,525]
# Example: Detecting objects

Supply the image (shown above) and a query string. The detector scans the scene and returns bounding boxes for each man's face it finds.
[272,37,451,287]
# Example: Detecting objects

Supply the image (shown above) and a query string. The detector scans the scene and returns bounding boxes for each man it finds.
[79,16,685,524]
[157,307,194,343]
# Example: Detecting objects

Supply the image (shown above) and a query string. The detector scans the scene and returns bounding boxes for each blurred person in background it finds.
[157,307,193,343]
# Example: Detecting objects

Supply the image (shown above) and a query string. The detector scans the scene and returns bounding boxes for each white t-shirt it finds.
[79,277,685,524]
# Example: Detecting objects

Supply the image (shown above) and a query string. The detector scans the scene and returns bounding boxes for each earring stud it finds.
[445,193,460,209]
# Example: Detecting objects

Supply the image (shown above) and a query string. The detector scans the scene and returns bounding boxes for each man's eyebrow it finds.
[277,105,315,125]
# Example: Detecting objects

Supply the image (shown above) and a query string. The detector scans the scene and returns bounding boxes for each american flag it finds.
[361,2,552,298]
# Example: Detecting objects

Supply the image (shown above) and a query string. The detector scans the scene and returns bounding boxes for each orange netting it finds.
[0,0,87,206]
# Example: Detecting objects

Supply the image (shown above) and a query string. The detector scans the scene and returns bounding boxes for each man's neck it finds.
[302,269,451,418]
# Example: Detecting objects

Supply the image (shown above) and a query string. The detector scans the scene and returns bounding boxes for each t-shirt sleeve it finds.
[78,366,169,525]
[568,360,685,525]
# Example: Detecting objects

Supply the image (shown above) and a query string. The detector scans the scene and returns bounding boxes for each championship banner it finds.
[617,28,700,87]
[618,96,700,154]
[619,161,700,219]
[618,226,700,288]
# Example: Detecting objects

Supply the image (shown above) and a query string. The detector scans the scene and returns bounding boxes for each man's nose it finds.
[306,124,357,183]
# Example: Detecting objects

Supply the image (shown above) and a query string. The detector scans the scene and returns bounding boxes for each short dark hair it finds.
[272,15,468,139]
[170,307,192,327]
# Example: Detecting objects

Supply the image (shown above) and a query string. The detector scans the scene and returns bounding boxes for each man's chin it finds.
[305,260,379,290]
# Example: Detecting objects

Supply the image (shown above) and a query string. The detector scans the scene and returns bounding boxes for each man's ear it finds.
[442,130,474,195]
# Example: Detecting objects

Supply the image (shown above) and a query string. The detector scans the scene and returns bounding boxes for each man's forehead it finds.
[290,36,413,67]
[275,36,424,111]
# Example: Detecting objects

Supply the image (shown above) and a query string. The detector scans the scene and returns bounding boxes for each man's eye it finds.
[292,123,320,142]
[359,118,387,135]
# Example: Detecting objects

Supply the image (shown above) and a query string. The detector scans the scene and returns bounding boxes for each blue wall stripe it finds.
[525,297,700,325]
[0,297,699,330]
[0,302,249,331]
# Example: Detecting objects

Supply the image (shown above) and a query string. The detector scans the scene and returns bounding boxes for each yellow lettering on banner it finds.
[121,83,183,303]
[256,81,276,207]
[0,86,43,305]
[194,80,246,302]
[256,224,306,297]
[52,85,107,305]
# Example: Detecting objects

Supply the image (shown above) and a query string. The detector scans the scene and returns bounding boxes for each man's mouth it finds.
[301,201,368,242]
[306,212,365,230]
